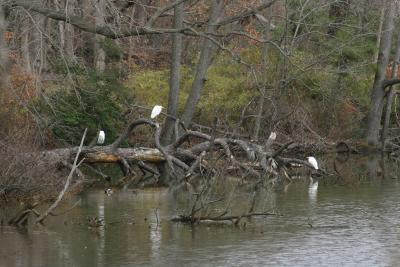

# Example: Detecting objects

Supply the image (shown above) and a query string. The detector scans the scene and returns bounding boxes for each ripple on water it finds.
[2,175,400,266]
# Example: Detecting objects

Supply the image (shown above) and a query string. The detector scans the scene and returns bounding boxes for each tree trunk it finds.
[31,13,47,76]
[253,5,272,141]
[134,1,147,25]
[54,0,65,52]
[93,0,106,72]
[20,9,47,74]
[181,0,224,127]
[21,15,32,72]
[366,1,396,147]
[161,2,184,145]
[382,32,400,148]
[64,0,76,59]
[374,5,385,63]
[382,89,396,147]
[0,5,9,89]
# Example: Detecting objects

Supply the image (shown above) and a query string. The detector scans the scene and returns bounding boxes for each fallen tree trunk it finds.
[37,147,165,164]
[27,118,339,187]
[82,147,165,163]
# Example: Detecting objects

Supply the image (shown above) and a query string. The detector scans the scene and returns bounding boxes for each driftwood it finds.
[31,118,331,186]
[171,212,277,224]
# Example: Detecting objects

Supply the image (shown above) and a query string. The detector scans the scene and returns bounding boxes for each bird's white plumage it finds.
[151,105,163,119]
[105,188,113,196]
[97,130,105,145]
[269,132,277,140]
[306,156,318,170]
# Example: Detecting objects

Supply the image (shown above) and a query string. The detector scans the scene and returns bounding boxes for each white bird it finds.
[306,156,319,170]
[269,132,277,140]
[151,105,163,119]
[105,188,113,196]
[97,130,105,145]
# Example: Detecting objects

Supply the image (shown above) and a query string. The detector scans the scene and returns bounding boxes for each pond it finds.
[1,156,400,267]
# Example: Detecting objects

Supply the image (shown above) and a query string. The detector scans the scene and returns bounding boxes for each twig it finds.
[35,128,87,224]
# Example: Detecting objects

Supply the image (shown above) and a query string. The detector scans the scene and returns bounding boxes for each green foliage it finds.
[127,69,174,107]
[39,69,132,145]
[325,28,376,65]
[345,73,373,109]
[102,38,123,62]
[198,57,252,122]
[128,54,253,123]
[50,58,88,76]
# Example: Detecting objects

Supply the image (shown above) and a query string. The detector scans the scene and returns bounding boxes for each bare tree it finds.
[64,0,76,59]
[374,4,385,63]
[21,12,32,72]
[253,4,273,141]
[181,0,224,127]
[382,33,400,147]
[17,3,48,74]
[162,2,184,144]
[93,0,106,71]
[366,0,396,147]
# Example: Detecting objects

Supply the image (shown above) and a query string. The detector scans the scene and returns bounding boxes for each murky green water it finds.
[1,156,400,266]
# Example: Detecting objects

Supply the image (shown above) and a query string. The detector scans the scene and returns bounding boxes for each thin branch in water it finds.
[35,128,87,224]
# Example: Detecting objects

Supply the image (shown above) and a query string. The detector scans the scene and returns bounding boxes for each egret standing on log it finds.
[306,156,318,170]
[97,130,105,145]
[151,105,163,119]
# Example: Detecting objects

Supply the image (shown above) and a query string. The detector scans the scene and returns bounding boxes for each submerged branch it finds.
[35,129,87,224]
[171,212,277,223]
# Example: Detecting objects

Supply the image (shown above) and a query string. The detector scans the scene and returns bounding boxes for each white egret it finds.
[269,132,277,140]
[97,130,105,145]
[306,156,318,170]
[151,105,163,119]
[105,188,113,196]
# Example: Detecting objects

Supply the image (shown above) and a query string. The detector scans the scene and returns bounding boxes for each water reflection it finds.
[1,156,400,266]
[308,179,318,204]
[96,194,105,267]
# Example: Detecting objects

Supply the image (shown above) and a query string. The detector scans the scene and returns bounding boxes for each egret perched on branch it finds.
[151,105,163,119]
[97,130,105,145]
[269,132,277,140]
[306,156,318,170]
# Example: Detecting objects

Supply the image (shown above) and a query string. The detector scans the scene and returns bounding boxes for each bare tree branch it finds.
[146,0,189,27]
[217,0,278,26]
[35,128,87,224]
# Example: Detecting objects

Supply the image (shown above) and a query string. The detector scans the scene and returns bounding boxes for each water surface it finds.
[1,156,400,266]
